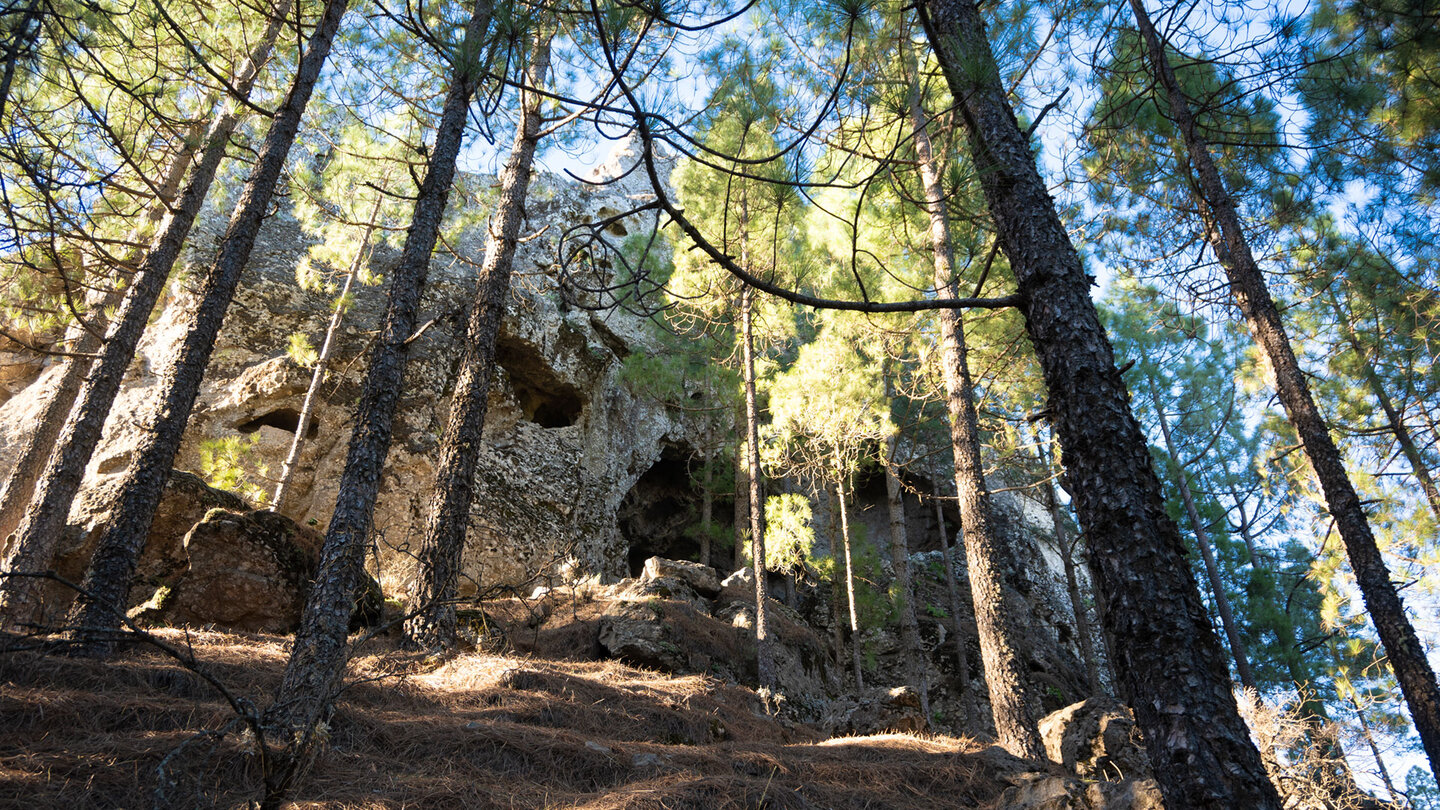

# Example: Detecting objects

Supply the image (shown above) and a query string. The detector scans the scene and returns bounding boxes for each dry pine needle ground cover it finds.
[0,623,1015,809]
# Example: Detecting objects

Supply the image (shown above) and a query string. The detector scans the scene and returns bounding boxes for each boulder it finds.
[823,686,928,736]
[715,566,756,606]
[642,556,719,597]
[140,508,320,633]
[616,574,709,614]
[53,471,248,594]
[597,599,690,672]
[1038,697,1152,782]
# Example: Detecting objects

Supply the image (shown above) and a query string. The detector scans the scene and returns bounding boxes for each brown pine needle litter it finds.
[1,626,1013,809]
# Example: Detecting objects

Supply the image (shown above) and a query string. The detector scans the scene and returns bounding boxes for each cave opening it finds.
[496,336,584,428]
[235,408,318,438]
[617,444,734,576]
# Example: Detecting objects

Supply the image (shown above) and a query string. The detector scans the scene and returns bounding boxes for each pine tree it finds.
[916,0,1280,803]
[1125,0,1440,775]
[265,0,495,736]
[404,27,552,651]
[0,0,303,628]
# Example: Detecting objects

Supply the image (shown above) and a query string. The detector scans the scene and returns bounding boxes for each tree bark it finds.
[883,421,930,719]
[61,0,344,648]
[0,0,297,628]
[264,0,494,735]
[741,285,775,691]
[272,192,387,515]
[931,486,971,726]
[1040,461,1102,696]
[905,52,1043,759]
[734,420,748,571]
[403,35,551,651]
[1149,382,1257,690]
[835,466,864,690]
[918,0,1279,803]
[1128,0,1440,778]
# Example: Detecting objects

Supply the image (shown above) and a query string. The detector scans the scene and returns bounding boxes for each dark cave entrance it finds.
[618,444,734,576]
[235,408,318,438]
[496,336,584,428]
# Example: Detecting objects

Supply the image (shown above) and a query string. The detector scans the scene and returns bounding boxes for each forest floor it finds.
[0,605,1023,809]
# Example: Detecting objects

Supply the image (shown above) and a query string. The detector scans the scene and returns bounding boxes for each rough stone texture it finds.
[0,155,700,601]
[975,745,1164,810]
[642,555,719,597]
[1038,697,1152,783]
[597,598,692,673]
[11,470,248,617]
[821,685,928,736]
[143,507,321,633]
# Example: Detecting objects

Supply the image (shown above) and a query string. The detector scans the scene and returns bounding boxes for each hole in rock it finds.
[496,336,584,428]
[235,408,317,437]
[618,444,734,576]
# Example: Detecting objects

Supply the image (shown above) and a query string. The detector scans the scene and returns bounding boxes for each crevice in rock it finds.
[235,408,318,438]
[618,443,732,576]
[496,335,584,428]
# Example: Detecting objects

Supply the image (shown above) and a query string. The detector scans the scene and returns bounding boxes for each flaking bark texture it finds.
[918,0,1279,804]
[0,0,296,627]
[906,65,1042,760]
[266,0,494,734]
[404,36,551,651]
[1128,0,1440,777]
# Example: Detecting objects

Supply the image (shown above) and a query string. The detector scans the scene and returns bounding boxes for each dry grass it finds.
[0,625,1019,809]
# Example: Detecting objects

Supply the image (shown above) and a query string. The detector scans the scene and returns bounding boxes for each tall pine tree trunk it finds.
[741,285,775,690]
[265,0,494,733]
[63,0,346,648]
[404,35,551,651]
[883,421,930,718]
[272,191,388,515]
[931,486,971,726]
[1042,469,1102,696]
[905,55,1043,759]
[734,421,748,571]
[0,0,297,628]
[918,0,1279,802]
[1149,383,1256,690]
[835,463,864,690]
[1128,0,1440,777]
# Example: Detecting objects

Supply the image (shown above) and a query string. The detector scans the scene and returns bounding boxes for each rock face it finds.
[0,162,701,601]
[1038,697,1152,783]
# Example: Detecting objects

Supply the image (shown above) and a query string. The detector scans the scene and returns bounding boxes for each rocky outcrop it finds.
[138,507,320,633]
[596,558,839,712]
[21,469,376,633]
[0,159,702,600]
[1039,697,1152,783]
[821,685,928,736]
